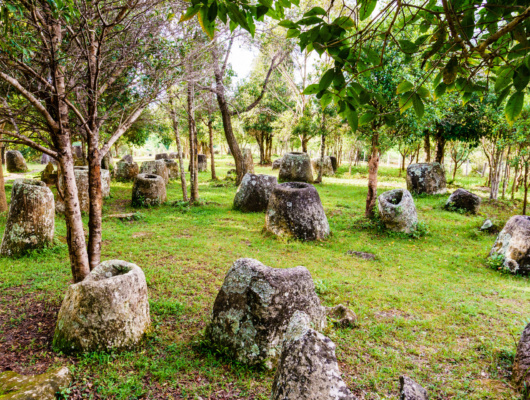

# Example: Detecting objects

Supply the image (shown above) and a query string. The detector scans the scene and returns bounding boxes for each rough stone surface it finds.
[163,159,179,180]
[279,152,314,183]
[198,154,207,172]
[0,367,72,400]
[377,189,418,234]
[266,182,330,241]
[121,154,133,163]
[115,160,139,182]
[346,250,376,260]
[40,162,56,185]
[233,173,277,212]
[330,156,338,173]
[272,159,281,170]
[271,311,356,400]
[206,258,327,368]
[132,174,167,207]
[399,375,429,400]
[0,179,54,257]
[243,149,254,174]
[326,304,357,328]
[311,156,334,176]
[72,145,83,159]
[6,151,28,173]
[155,153,168,160]
[140,160,169,184]
[53,260,150,353]
[406,163,447,195]
[57,167,110,213]
[40,153,55,165]
[226,169,237,181]
[168,152,178,159]
[101,153,115,171]
[514,322,530,391]
[490,215,530,274]
[481,219,493,231]
[444,188,481,213]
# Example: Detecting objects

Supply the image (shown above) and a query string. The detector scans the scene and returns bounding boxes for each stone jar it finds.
[206,258,327,368]
[279,152,314,183]
[272,159,281,170]
[132,173,167,207]
[163,159,179,180]
[329,155,338,173]
[377,189,418,233]
[444,188,481,214]
[41,162,56,185]
[0,367,72,400]
[121,154,133,163]
[198,154,208,172]
[6,150,28,173]
[155,153,169,160]
[514,322,530,392]
[243,148,254,174]
[0,179,55,257]
[115,160,139,182]
[233,173,278,212]
[140,160,169,184]
[53,260,150,353]
[490,215,530,274]
[265,182,330,241]
[406,162,447,195]
[311,156,334,176]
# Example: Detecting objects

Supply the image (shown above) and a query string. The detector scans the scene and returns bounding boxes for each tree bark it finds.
[0,132,7,212]
[169,101,188,201]
[187,82,199,202]
[524,162,529,215]
[434,131,445,164]
[316,133,326,183]
[87,133,102,271]
[424,131,431,162]
[365,131,380,218]
[208,119,217,180]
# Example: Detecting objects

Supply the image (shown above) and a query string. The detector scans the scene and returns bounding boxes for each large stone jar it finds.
[53,260,150,353]
[233,173,277,212]
[406,162,447,195]
[377,189,418,233]
[490,215,530,274]
[514,322,530,392]
[265,182,329,241]
[140,160,169,184]
[155,153,168,160]
[311,156,334,176]
[279,152,313,183]
[6,150,28,173]
[329,155,338,173]
[0,179,54,257]
[115,160,139,182]
[206,258,326,368]
[198,154,208,172]
[132,174,167,207]
[163,159,179,180]
[57,167,111,212]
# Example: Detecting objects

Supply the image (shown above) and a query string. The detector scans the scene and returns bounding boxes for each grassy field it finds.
[0,156,529,399]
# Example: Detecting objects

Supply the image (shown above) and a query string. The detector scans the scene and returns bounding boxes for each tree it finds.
[0,0,181,281]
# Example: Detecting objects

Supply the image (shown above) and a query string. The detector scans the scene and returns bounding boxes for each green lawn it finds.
[0,157,528,399]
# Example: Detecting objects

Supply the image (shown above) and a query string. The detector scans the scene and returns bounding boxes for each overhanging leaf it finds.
[505,91,525,124]
[396,80,413,94]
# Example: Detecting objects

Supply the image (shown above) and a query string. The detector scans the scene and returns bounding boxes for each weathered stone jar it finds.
[265,182,330,241]
[514,322,530,392]
[444,188,481,214]
[132,174,166,207]
[329,155,338,173]
[198,154,208,172]
[490,215,530,274]
[206,258,327,368]
[140,160,169,184]
[6,150,28,173]
[155,153,168,160]
[311,156,334,176]
[233,173,277,212]
[279,152,314,183]
[377,189,418,233]
[53,260,150,353]
[272,159,281,170]
[0,179,55,257]
[163,159,179,180]
[115,160,139,182]
[406,162,447,194]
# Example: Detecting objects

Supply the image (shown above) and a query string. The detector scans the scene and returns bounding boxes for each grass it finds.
[0,156,529,399]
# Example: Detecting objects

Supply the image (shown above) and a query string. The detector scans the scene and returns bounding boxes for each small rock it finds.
[206,258,327,368]
[377,189,418,233]
[346,250,376,260]
[271,311,356,400]
[514,322,530,392]
[399,375,429,400]
[326,304,357,328]
[444,189,481,214]
[6,150,28,173]
[481,219,493,230]
[490,215,530,274]
[0,367,72,400]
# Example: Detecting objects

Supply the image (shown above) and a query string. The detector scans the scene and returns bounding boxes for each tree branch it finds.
[0,128,57,158]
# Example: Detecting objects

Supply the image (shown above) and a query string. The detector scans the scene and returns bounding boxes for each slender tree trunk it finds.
[524,162,529,215]
[208,119,217,180]
[365,131,380,218]
[302,137,308,153]
[188,82,199,202]
[0,132,7,212]
[424,131,431,162]
[87,133,102,271]
[511,163,520,200]
[211,41,245,185]
[434,131,445,164]
[169,104,188,201]
[316,133,325,183]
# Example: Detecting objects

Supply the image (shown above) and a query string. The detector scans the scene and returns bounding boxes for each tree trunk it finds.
[434,131,445,164]
[424,131,431,162]
[302,136,308,153]
[211,41,245,185]
[511,162,520,200]
[188,82,199,202]
[208,119,217,180]
[169,103,188,202]
[490,148,503,200]
[524,162,529,215]
[365,131,380,218]
[0,132,7,212]
[316,133,325,183]
[87,133,102,271]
